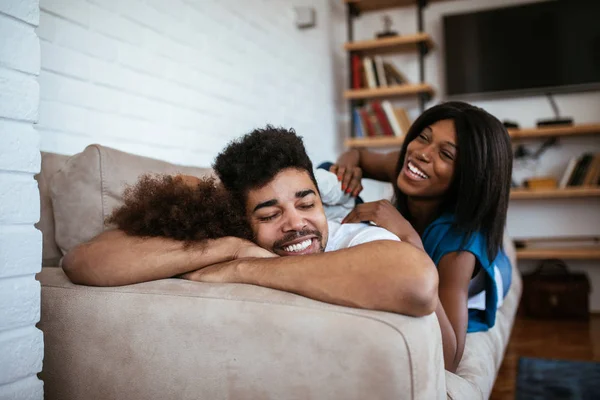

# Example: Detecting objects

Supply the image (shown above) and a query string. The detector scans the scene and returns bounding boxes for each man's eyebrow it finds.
[296,189,316,198]
[253,199,278,213]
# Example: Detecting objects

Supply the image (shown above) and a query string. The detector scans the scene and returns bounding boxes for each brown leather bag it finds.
[522,259,590,319]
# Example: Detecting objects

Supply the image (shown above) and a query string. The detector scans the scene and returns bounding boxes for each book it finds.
[371,58,380,87]
[368,108,384,136]
[362,57,376,89]
[383,62,408,85]
[559,156,579,188]
[382,101,403,137]
[393,108,412,134]
[351,55,362,89]
[374,56,388,87]
[352,108,364,138]
[359,107,376,137]
[371,101,394,137]
[582,153,600,186]
[568,153,594,186]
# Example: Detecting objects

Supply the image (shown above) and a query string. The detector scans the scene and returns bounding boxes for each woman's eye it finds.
[441,151,454,160]
[299,204,315,210]
[418,133,429,142]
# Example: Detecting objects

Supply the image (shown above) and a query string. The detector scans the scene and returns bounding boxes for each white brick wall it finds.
[0,0,44,399]
[37,0,340,167]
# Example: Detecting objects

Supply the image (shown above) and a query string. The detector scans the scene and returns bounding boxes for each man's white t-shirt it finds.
[325,220,400,252]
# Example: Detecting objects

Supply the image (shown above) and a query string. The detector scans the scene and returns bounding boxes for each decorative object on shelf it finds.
[523,177,557,190]
[503,120,519,129]
[521,259,590,320]
[294,7,316,29]
[376,15,398,38]
[536,93,574,127]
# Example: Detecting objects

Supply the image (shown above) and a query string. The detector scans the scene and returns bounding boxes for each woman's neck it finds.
[406,197,444,235]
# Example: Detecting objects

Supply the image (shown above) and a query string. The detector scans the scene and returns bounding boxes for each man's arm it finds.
[183,240,438,317]
[62,229,270,287]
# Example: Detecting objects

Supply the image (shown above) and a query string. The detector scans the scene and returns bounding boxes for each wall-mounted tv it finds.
[443,0,600,98]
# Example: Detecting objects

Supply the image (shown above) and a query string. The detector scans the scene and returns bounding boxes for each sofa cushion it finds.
[35,152,71,266]
[49,144,213,254]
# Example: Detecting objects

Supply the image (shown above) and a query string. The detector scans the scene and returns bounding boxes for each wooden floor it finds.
[490,314,600,399]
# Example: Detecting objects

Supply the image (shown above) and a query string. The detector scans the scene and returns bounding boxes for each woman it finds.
[332,101,513,372]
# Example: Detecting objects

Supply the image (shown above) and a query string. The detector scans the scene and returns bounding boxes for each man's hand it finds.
[182,242,277,283]
[181,260,240,283]
[234,241,279,260]
[342,200,424,249]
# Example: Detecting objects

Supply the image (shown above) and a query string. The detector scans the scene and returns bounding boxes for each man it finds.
[63,126,438,317]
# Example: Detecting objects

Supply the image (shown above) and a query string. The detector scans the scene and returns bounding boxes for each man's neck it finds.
[406,197,444,235]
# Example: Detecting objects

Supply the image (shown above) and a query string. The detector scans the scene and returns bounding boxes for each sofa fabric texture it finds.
[36,145,521,399]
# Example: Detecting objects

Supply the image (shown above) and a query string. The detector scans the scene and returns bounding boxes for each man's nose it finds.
[282,209,307,232]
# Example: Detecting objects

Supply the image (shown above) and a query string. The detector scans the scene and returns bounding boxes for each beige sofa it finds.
[36,144,522,400]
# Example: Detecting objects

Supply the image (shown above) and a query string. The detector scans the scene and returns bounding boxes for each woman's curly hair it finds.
[107,174,253,243]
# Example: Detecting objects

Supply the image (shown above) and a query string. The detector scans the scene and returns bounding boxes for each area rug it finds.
[516,357,600,400]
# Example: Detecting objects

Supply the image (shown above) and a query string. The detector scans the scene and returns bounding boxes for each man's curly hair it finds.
[213,125,318,203]
[107,174,253,243]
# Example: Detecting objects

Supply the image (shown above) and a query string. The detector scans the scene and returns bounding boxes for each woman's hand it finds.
[342,200,424,249]
[330,149,363,197]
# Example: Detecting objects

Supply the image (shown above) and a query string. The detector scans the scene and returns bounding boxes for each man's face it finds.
[245,168,329,256]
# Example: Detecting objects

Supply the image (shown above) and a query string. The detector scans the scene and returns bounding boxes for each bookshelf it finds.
[510,125,600,261]
[345,0,453,13]
[345,136,404,148]
[510,187,600,200]
[344,83,434,100]
[344,32,434,55]
[516,247,600,260]
[508,123,600,140]
[344,1,449,143]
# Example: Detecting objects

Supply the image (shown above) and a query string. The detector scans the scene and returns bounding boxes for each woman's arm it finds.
[435,251,476,372]
[332,149,400,195]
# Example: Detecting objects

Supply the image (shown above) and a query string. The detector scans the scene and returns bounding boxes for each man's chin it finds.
[274,237,323,257]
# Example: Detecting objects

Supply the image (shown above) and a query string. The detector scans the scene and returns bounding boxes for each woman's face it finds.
[396,119,458,198]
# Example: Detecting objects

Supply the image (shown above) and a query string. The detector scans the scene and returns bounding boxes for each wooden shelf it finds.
[345,0,454,13]
[508,124,600,140]
[510,187,600,200]
[344,83,434,100]
[345,136,404,148]
[516,247,600,260]
[344,32,434,55]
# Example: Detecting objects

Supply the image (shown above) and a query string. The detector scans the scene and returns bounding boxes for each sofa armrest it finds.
[38,267,445,400]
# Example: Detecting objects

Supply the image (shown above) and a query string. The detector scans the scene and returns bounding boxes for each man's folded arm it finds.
[61,229,251,287]
[186,240,439,317]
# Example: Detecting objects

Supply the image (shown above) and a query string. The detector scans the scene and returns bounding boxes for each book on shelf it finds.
[351,56,408,90]
[514,236,600,249]
[582,153,600,186]
[352,103,411,139]
[362,57,376,89]
[351,54,363,89]
[559,156,579,188]
[567,153,595,187]
[374,56,388,87]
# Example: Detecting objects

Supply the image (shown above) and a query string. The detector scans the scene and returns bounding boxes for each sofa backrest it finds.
[37,144,213,266]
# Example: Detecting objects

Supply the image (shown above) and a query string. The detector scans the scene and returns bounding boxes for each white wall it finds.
[0,1,45,399]
[344,0,600,310]
[36,0,341,167]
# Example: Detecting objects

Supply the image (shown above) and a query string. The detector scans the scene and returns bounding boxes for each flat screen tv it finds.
[443,1,600,98]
